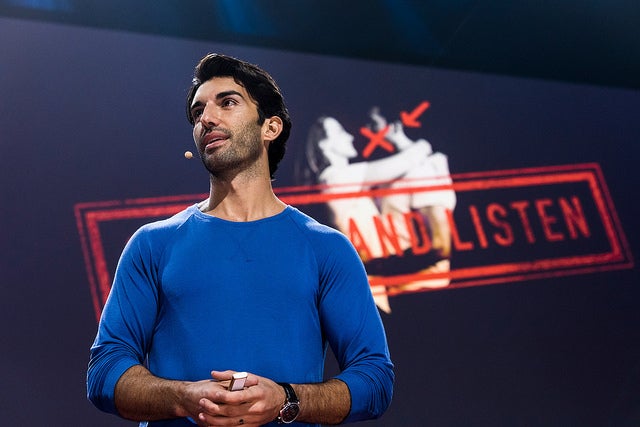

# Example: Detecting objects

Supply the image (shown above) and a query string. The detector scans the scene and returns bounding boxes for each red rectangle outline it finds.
[75,163,634,317]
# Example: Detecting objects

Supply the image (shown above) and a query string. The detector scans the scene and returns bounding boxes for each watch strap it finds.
[278,382,299,404]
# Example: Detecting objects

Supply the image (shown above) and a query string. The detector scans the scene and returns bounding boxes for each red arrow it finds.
[360,125,393,158]
[400,101,430,128]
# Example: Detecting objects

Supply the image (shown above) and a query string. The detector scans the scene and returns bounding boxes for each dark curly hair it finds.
[186,53,292,178]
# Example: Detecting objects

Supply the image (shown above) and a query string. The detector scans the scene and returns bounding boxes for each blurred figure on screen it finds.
[301,109,456,313]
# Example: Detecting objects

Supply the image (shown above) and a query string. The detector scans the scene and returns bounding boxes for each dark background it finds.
[1,1,639,426]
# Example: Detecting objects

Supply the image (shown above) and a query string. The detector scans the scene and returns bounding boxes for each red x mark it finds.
[360,125,394,158]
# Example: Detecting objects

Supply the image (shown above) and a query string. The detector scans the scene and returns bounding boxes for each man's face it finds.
[322,117,357,159]
[189,77,265,176]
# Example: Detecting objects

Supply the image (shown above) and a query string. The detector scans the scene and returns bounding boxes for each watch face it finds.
[281,402,300,423]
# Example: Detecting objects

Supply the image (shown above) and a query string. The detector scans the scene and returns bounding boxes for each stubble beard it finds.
[202,122,264,179]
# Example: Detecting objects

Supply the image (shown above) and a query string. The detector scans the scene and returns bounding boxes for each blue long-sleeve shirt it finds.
[87,205,394,426]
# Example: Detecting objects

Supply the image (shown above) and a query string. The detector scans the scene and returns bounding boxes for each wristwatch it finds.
[276,382,300,424]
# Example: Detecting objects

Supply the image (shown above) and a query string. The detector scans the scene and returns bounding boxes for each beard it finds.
[201,121,264,178]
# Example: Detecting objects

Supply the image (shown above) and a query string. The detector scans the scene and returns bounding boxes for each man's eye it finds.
[221,98,237,107]
[191,109,203,121]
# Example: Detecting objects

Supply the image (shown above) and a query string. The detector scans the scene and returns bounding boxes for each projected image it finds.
[297,107,456,313]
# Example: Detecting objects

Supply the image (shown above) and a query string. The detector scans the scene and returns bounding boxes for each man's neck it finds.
[200,172,286,222]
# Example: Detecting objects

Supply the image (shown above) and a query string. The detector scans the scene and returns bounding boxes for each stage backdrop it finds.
[1,16,639,426]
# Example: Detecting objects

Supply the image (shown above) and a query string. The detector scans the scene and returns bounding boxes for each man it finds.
[87,53,394,427]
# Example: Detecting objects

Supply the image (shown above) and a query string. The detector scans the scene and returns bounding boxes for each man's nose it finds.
[199,104,221,128]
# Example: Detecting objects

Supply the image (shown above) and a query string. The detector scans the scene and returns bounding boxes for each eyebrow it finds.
[216,90,244,100]
[191,90,245,110]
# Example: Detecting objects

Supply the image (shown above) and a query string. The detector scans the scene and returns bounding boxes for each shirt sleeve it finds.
[86,225,161,414]
[316,230,395,422]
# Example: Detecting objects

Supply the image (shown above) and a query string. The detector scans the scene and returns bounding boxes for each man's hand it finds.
[193,370,284,427]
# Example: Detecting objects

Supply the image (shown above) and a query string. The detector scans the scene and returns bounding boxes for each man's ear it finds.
[263,116,283,142]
